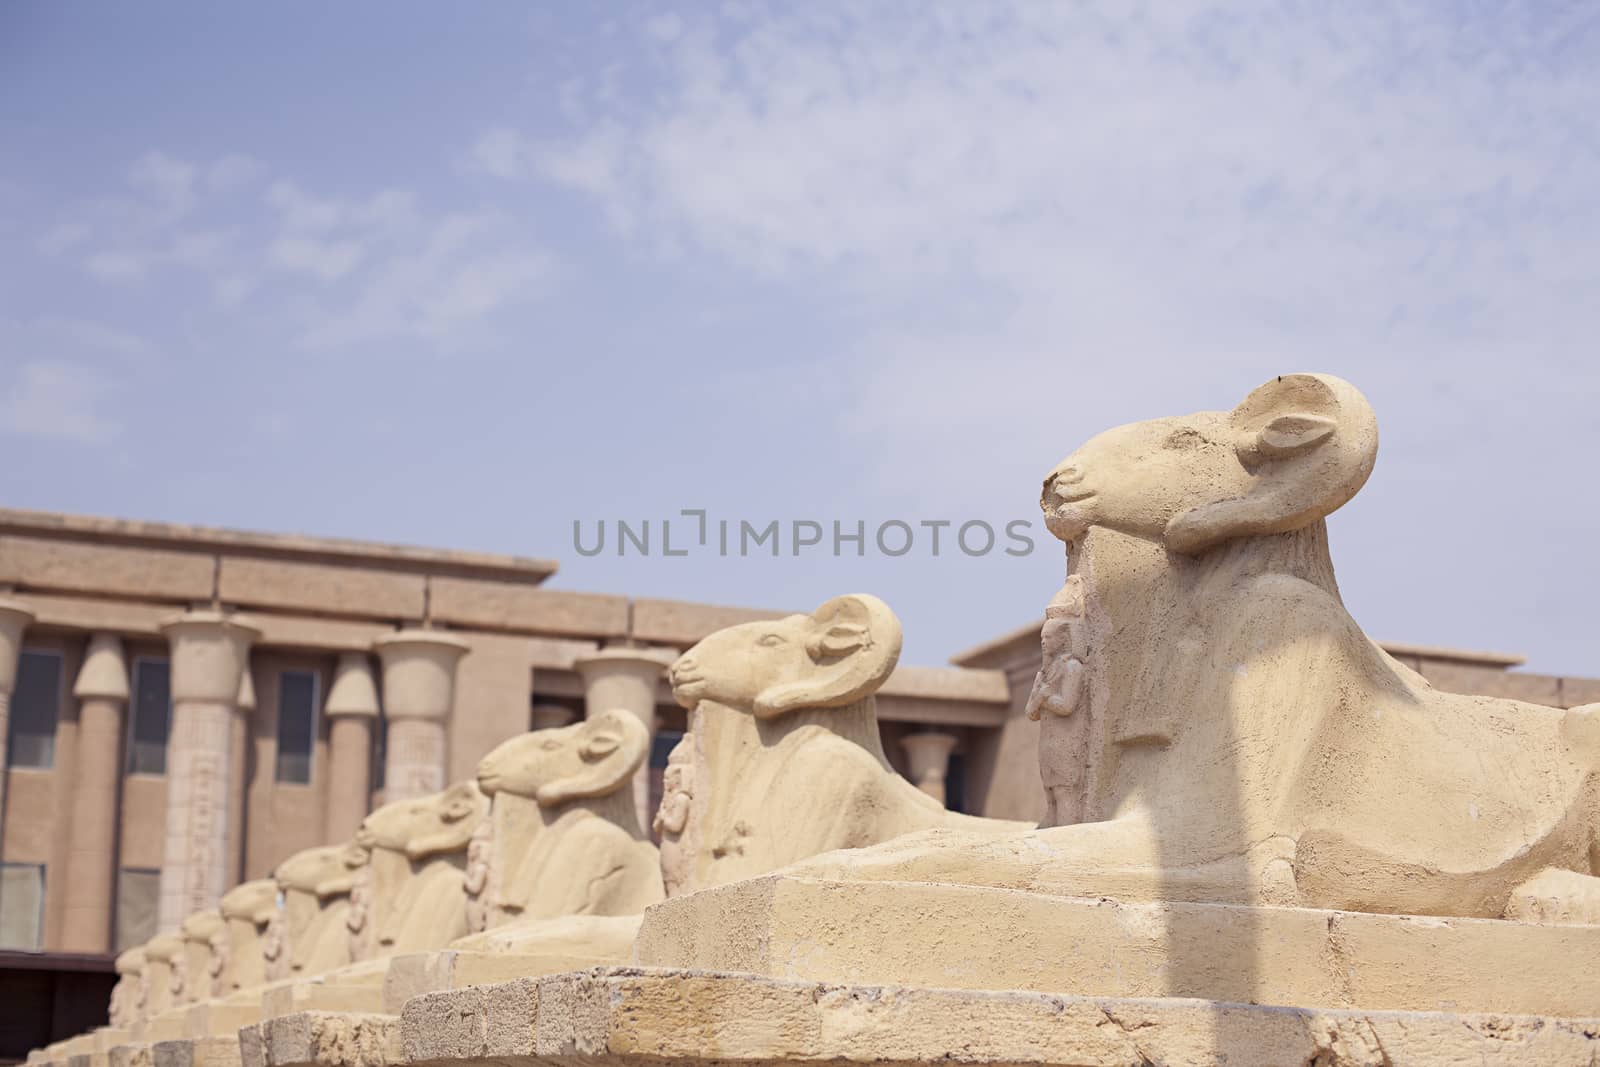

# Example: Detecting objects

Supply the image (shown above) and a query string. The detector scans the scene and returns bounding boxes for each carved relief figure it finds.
[463,819,493,934]
[793,374,1600,922]
[469,709,663,928]
[352,780,489,956]
[661,593,1022,897]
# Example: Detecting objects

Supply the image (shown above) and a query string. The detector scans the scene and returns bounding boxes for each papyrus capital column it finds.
[574,646,674,826]
[157,609,259,931]
[323,652,380,840]
[374,630,468,803]
[61,633,130,952]
[900,731,959,806]
[0,597,37,828]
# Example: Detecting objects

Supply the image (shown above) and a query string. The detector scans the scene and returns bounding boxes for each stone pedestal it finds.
[157,611,259,931]
[61,633,130,953]
[373,632,468,803]
[393,968,1600,1067]
[0,597,36,829]
[635,874,1600,1018]
[572,648,673,826]
[899,730,959,805]
[323,654,380,841]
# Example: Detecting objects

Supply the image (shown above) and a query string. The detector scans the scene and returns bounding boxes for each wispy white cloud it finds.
[0,361,120,444]
[527,3,1600,488]
[269,234,365,282]
[265,180,346,232]
[128,150,198,222]
[297,213,553,348]
[38,222,91,257]
[465,127,535,179]
[83,250,149,283]
[35,317,154,358]
[205,153,261,192]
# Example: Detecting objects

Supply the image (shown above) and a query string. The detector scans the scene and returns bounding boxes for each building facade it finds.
[0,508,1011,958]
[0,505,1596,960]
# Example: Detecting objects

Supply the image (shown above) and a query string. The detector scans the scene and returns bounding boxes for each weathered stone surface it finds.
[1416,660,1563,705]
[0,534,214,600]
[107,1044,151,1067]
[628,598,784,648]
[636,876,1600,1018]
[151,1037,240,1067]
[240,1013,398,1067]
[402,967,1600,1067]
[218,559,425,620]
[427,578,626,640]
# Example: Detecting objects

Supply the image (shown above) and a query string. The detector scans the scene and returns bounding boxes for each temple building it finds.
[0,504,1596,1059]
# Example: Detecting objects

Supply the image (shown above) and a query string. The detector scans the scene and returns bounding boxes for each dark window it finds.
[946,752,966,814]
[8,650,61,768]
[115,867,160,951]
[0,863,45,950]
[371,711,386,793]
[127,658,171,775]
[274,670,318,784]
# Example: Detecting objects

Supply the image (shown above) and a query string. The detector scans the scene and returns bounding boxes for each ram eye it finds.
[757,634,786,647]
[1163,427,1205,450]
[541,739,561,750]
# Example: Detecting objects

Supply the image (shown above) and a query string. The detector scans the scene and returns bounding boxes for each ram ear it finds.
[535,709,648,807]
[1164,374,1378,555]
[753,594,902,717]
[404,782,487,860]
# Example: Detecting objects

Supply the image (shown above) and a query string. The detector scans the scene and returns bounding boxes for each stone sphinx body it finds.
[217,878,278,993]
[109,947,144,1028]
[660,593,1021,897]
[350,781,489,958]
[468,709,662,933]
[266,843,361,979]
[795,374,1600,922]
[175,909,225,1004]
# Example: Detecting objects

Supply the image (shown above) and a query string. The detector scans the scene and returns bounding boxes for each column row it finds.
[0,601,776,949]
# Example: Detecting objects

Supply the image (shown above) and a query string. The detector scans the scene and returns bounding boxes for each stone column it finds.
[0,597,36,831]
[157,610,259,932]
[573,647,674,826]
[226,663,255,885]
[900,731,960,807]
[374,631,468,804]
[59,634,130,953]
[530,703,576,731]
[323,652,379,841]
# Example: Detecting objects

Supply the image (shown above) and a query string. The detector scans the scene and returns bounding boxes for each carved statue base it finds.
[236,1012,397,1067]
[150,1036,242,1067]
[257,961,393,1019]
[635,875,1600,1018]
[380,914,643,1013]
[399,967,1600,1067]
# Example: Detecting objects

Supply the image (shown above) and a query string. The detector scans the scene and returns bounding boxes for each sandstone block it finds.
[635,876,1600,1018]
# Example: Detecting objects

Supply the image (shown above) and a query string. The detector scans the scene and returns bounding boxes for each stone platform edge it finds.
[400,966,1600,1067]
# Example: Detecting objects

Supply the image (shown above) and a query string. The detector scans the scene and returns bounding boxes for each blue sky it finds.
[2,2,1597,672]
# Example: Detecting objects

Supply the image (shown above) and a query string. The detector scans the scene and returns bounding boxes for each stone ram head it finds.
[1040,373,1379,555]
[476,708,648,808]
[668,593,902,719]
[355,781,489,861]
